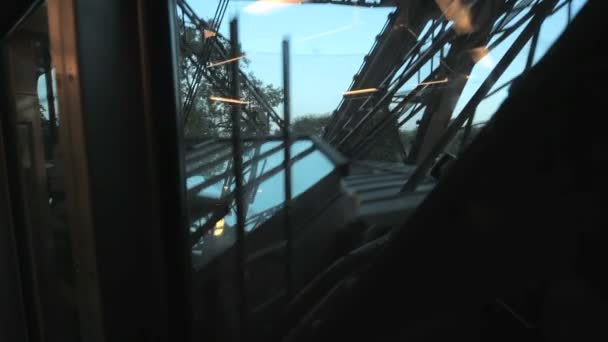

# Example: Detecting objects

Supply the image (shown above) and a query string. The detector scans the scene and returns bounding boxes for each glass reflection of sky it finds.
[187,139,334,232]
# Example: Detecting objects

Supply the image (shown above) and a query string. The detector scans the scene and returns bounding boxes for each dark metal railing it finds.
[332,28,454,149]
[324,9,400,138]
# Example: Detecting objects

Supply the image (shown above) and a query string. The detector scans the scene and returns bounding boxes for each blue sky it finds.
[191,1,393,116]
[190,0,587,125]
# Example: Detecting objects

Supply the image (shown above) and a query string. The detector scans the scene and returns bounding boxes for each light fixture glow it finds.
[343,88,378,96]
[208,55,245,68]
[204,29,217,39]
[213,218,225,236]
[418,78,449,86]
[210,96,250,105]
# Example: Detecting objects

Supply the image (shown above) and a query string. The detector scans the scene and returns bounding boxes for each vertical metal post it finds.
[282,38,293,299]
[567,0,572,23]
[229,18,248,338]
[430,20,435,71]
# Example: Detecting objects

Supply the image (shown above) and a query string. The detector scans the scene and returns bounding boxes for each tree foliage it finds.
[289,114,331,137]
[178,20,282,139]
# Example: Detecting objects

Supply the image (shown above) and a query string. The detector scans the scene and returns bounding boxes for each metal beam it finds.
[409,0,505,163]
[229,18,248,339]
[282,38,294,299]
[402,0,558,192]
[334,28,455,149]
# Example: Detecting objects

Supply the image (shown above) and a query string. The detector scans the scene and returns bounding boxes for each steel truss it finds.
[324,0,571,166]
[177,0,284,134]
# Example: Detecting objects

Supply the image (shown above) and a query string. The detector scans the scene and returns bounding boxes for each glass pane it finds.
[174,1,588,340]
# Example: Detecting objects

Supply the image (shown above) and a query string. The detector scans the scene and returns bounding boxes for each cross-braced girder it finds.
[177,0,284,134]
[324,0,572,166]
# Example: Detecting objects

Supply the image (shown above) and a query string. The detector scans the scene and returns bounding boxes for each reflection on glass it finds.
[186,139,335,266]
[2,3,80,341]
[173,1,591,340]
[179,1,589,259]
[178,1,391,138]
[441,0,588,157]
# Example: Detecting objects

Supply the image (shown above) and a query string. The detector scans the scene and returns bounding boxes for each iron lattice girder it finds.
[329,19,455,151]
[326,0,479,141]
[177,0,284,131]
[325,0,464,139]
[325,2,436,140]
[409,0,506,163]
[402,0,560,192]
[326,0,548,159]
